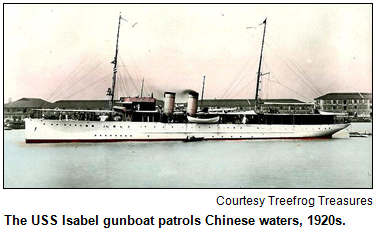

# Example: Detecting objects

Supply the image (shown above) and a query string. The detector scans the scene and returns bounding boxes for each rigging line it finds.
[64,73,112,100]
[264,78,314,102]
[50,61,104,102]
[266,30,322,95]
[229,77,257,100]
[215,34,262,102]
[118,63,133,96]
[133,65,147,95]
[138,75,153,97]
[266,72,274,100]
[263,60,280,84]
[117,70,129,96]
[229,40,261,87]
[267,27,322,94]
[119,54,143,90]
[117,71,125,96]
[215,60,257,108]
[139,78,151,96]
[216,58,259,108]
[127,53,145,92]
[124,53,143,91]
[123,65,139,95]
[119,67,133,96]
[261,63,270,100]
[264,42,321,97]
[214,39,262,107]
[119,55,140,94]
[263,61,276,99]
[263,58,313,102]
[141,78,151,96]
[46,45,106,101]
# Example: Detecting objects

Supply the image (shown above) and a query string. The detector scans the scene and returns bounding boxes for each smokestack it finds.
[187,91,199,115]
[163,92,176,116]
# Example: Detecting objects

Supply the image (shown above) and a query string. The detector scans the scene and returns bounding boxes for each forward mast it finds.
[107,13,123,109]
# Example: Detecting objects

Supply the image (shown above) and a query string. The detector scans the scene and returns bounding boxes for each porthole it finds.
[95,134,97,137]
[105,135,107,137]
[56,124,58,126]
[75,124,77,126]
[110,135,112,137]
[120,126,122,128]
[92,125,94,127]
[113,125,116,128]
[80,125,82,127]
[51,124,53,126]
[120,135,122,137]
[115,135,117,137]
[69,124,71,126]
[147,135,150,137]
[64,124,66,126]
[125,135,127,137]
[145,126,147,128]
[86,125,88,127]
[43,123,45,125]
[100,135,102,137]
[128,126,130,128]
[154,126,156,128]
[130,135,132,137]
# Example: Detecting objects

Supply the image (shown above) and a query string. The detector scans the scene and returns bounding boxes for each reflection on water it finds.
[4,123,372,188]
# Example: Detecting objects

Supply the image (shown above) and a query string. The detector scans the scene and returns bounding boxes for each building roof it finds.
[52,99,164,109]
[4,98,52,108]
[120,97,156,104]
[52,100,111,109]
[198,99,305,108]
[314,92,372,100]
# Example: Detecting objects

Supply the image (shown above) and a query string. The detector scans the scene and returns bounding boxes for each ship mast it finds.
[107,13,123,109]
[255,18,267,108]
[200,76,206,109]
[140,77,144,97]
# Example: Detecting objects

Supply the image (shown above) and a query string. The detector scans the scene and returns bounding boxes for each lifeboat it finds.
[187,115,220,124]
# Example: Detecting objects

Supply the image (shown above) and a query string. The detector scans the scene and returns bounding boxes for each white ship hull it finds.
[25,118,349,143]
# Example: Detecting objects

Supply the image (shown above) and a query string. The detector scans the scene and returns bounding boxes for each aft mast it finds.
[255,18,267,108]
[200,76,206,109]
[107,13,123,109]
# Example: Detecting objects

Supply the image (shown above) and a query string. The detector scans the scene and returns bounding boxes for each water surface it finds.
[4,123,372,188]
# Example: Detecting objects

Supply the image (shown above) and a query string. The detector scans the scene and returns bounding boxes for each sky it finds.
[4,4,372,103]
